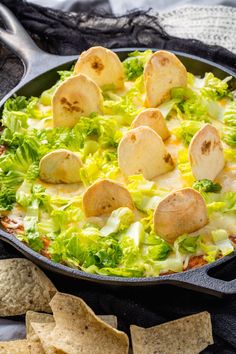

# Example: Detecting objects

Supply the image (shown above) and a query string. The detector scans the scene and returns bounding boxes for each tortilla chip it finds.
[0,339,44,354]
[26,310,117,342]
[26,311,54,341]
[130,312,213,354]
[99,315,117,329]
[0,258,56,316]
[31,323,56,353]
[32,292,129,354]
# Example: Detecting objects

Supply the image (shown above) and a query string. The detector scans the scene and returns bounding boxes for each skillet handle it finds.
[172,254,236,297]
[0,4,78,86]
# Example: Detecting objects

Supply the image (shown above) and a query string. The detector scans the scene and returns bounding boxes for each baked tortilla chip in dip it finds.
[52,73,103,128]
[74,46,125,90]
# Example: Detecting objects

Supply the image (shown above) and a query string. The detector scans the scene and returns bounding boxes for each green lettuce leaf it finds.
[100,207,134,236]
[199,230,234,263]
[127,175,167,212]
[223,101,236,126]
[103,76,144,125]
[146,243,171,261]
[172,120,204,145]
[211,229,234,256]
[79,149,119,186]
[176,149,194,186]
[223,126,236,147]
[199,235,219,263]
[49,226,123,269]
[150,254,183,274]
[200,73,232,101]
[2,96,34,132]
[122,221,145,247]
[92,266,144,278]
[123,50,152,80]
[171,87,209,122]
[203,191,236,214]
[158,98,181,118]
[175,234,199,254]
[193,179,222,193]
[0,178,17,211]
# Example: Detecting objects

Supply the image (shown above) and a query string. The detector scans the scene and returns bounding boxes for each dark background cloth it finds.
[0,0,236,353]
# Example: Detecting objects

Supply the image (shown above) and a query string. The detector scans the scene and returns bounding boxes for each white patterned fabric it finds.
[110,2,236,53]
[159,6,236,53]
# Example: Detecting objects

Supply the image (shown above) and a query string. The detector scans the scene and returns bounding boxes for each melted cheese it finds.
[44,182,84,197]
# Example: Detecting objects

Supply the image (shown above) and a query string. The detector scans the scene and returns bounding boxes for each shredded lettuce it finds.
[103,76,144,125]
[223,101,236,126]
[171,88,209,122]
[200,73,232,101]
[0,179,17,211]
[222,101,236,146]
[158,98,181,118]
[211,229,234,256]
[152,255,183,274]
[123,50,152,80]
[80,150,119,186]
[175,234,199,254]
[140,210,155,234]
[127,175,167,212]
[91,266,144,278]
[2,98,28,132]
[0,136,40,211]
[122,221,145,247]
[119,235,142,267]
[176,149,194,186]
[100,207,134,236]
[199,235,219,263]
[19,184,50,252]
[171,74,231,122]
[171,87,195,101]
[199,229,234,263]
[193,179,222,193]
[203,191,236,214]
[223,126,236,146]
[172,120,204,146]
[16,180,33,208]
[146,242,171,261]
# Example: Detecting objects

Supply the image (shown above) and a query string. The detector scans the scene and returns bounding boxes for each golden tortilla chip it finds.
[130,312,213,354]
[0,259,56,316]
[98,315,117,329]
[32,292,129,354]
[0,339,44,354]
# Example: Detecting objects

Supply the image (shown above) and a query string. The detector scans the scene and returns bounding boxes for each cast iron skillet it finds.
[0,4,236,297]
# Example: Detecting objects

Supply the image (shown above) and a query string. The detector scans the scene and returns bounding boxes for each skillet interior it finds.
[1,49,236,295]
